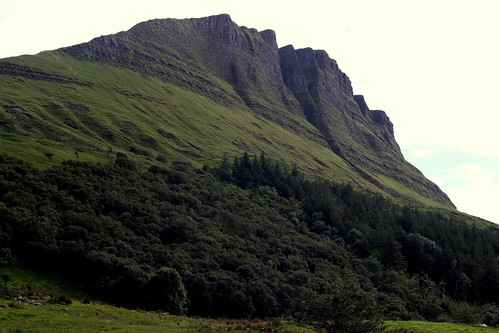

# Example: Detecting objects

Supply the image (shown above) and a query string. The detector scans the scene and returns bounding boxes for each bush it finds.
[1,273,11,285]
[448,301,481,324]
[47,295,72,305]
[58,294,72,305]
[294,281,386,333]
[8,301,25,309]
[420,303,444,321]
[0,249,15,266]
[146,267,187,314]
[481,305,499,327]
[156,154,167,163]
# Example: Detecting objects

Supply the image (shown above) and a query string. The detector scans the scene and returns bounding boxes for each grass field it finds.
[1,301,497,333]
[385,320,498,332]
[0,299,314,333]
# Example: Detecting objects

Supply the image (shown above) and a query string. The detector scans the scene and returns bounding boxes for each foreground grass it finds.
[2,300,498,333]
[385,320,499,332]
[0,299,312,333]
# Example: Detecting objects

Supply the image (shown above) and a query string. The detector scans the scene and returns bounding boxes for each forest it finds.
[1,152,499,325]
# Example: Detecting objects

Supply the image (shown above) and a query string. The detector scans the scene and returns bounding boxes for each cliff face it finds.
[61,15,319,140]
[278,44,453,207]
[186,15,303,120]
[7,14,453,207]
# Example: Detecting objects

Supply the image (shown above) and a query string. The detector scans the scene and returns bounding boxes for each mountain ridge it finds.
[0,14,454,208]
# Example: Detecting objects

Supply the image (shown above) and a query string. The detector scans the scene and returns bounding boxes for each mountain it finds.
[3,15,499,322]
[0,14,453,208]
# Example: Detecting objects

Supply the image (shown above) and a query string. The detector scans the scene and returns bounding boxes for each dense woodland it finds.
[1,152,499,324]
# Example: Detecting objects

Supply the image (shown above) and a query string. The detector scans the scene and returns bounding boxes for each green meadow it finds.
[1,301,497,333]
[385,321,498,332]
[0,299,318,333]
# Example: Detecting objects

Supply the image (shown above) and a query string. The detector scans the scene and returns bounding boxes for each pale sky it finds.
[1,0,498,223]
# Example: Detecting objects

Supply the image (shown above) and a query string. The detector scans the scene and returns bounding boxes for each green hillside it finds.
[0,14,454,208]
[0,53,357,184]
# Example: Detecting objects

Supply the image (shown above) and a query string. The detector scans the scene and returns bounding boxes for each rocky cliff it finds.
[278,44,449,205]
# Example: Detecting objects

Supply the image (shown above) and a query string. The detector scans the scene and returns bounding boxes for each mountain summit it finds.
[0,14,453,208]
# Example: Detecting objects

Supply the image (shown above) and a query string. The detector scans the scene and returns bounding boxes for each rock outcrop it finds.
[277,42,453,206]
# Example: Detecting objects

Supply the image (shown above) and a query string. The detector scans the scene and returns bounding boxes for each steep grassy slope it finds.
[0,14,453,208]
[0,53,353,177]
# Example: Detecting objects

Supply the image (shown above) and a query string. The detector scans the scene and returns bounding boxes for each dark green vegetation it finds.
[385,321,499,332]
[294,280,386,332]
[0,268,496,333]
[1,153,499,326]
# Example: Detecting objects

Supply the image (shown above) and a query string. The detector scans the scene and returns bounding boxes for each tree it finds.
[146,267,187,314]
[114,152,136,170]
[2,273,11,287]
[294,281,386,333]
[456,273,472,301]
[44,152,54,162]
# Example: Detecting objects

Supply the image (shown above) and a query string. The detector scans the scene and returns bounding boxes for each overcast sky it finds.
[1,0,498,223]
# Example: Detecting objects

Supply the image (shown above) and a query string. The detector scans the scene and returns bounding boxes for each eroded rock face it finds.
[354,95,370,115]
[279,43,396,150]
[1,106,32,127]
[278,43,453,207]
[279,45,360,129]
[63,14,303,124]
[193,16,283,91]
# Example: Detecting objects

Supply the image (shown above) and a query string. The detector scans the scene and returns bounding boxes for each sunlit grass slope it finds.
[0,51,453,208]
[0,53,368,186]
[385,320,499,332]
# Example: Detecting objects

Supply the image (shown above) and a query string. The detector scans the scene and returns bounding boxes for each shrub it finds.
[1,273,11,285]
[58,294,72,305]
[293,281,386,333]
[420,303,444,321]
[47,295,72,305]
[481,304,499,327]
[448,301,481,324]
[156,154,167,163]
[8,301,25,309]
[146,267,187,315]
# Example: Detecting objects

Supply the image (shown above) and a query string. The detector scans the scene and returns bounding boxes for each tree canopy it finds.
[1,152,499,320]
